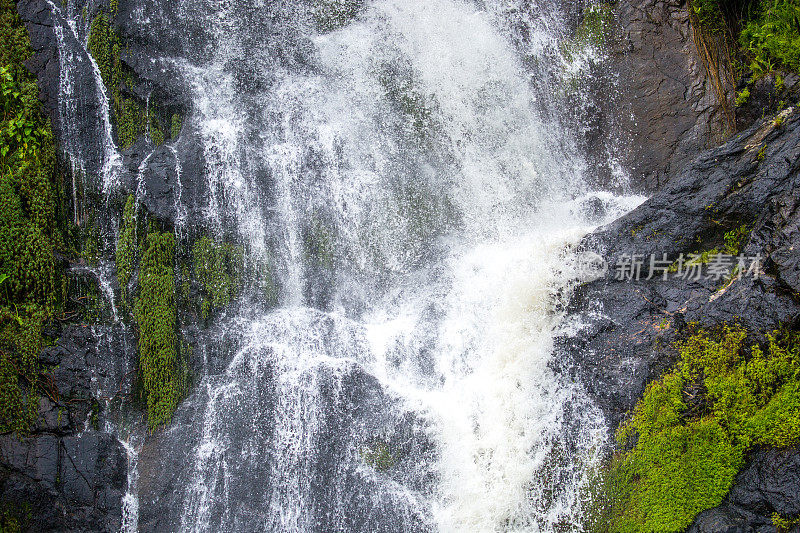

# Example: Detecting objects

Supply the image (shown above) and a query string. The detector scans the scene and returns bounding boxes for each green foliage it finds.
[773,512,800,532]
[87,15,114,88]
[117,98,143,149]
[148,112,164,147]
[740,0,800,75]
[360,440,397,471]
[609,325,800,532]
[115,195,136,307]
[561,3,614,64]
[87,13,148,149]
[134,231,184,431]
[312,0,363,33]
[575,3,615,46]
[170,113,182,140]
[192,237,241,315]
[0,0,62,434]
[735,86,751,106]
[692,0,727,33]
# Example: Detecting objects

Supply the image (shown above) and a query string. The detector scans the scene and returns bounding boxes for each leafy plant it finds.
[735,86,751,106]
[740,0,800,76]
[0,0,63,434]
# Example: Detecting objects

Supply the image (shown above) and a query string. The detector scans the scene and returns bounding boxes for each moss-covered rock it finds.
[0,0,63,434]
[115,194,136,307]
[608,325,800,532]
[192,236,242,317]
[134,231,184,431]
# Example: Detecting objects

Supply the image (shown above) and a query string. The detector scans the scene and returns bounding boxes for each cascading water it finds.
[165,0,640,531]
[46,0,647,530]
[45,0,122,198]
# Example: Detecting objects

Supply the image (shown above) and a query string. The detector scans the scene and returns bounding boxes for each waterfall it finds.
[46,0,647,530]
[168,0,637,530]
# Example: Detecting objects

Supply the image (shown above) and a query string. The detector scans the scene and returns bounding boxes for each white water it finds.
[169,0,638,531]
[42,0,645,530]
[45,0,122,196]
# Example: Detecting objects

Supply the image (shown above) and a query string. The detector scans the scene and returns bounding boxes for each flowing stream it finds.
[47,0,646,530]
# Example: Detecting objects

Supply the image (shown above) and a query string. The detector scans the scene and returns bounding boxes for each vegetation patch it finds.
[170,113,182,141]
[606,325,800,532]
[88,12,148,149]
[192,237,242,318]
[360,439,397,471]
[134,231,184,431]
[740,0,800,76]
[0,0,63,434]
[115,195,136,307]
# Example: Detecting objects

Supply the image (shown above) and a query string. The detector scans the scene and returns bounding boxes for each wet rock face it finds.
[136,334,437,533]
[562,109,800,425]
[610,0,723,191]
[0,325,128,532]
[689,446,800,533]
[559,109,800,529]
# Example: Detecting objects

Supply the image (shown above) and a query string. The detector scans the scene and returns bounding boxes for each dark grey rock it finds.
[559,108,800,529]
[609,0,727,191]
[689,447,800,533]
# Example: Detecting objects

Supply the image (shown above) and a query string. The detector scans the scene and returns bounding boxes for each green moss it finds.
[148,112,164,147]
[192,237,241,314]
[170,113,182,140]
[88,14,148,149]
[134,231,183,431]
[115,195,136,307]
[561,3,614,64]
[0,0,63,434]
[608,325,800,532]
[87,15,114,89]
[312,0,363,32]
[360,439,397,471]
[740,0,800,76]
[118,98,144,149]
[575,3,615,46]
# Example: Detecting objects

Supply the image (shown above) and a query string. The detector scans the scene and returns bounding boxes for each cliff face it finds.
[610,0,726,191]
[560,1,800,529]
[2,0,799,530]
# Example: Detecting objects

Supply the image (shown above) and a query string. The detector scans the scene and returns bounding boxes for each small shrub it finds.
[735,86,751,106]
